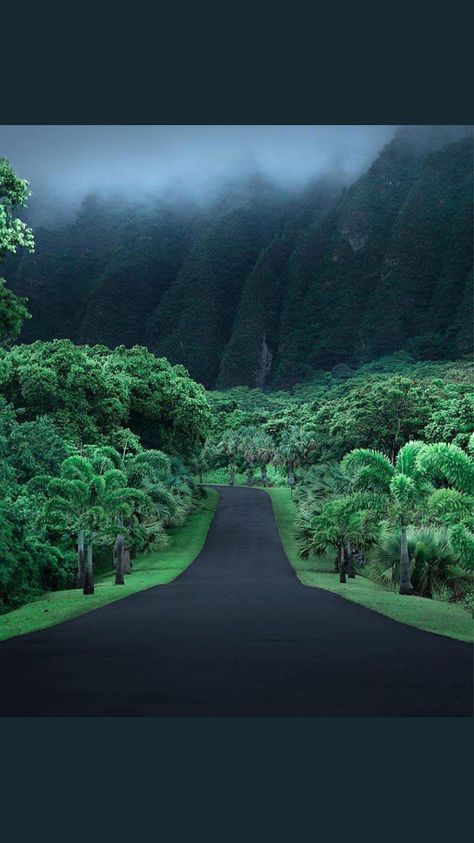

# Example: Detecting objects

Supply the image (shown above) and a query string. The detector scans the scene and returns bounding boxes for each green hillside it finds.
[7,126,473,388]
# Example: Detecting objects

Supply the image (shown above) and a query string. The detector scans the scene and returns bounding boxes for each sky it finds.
[0,125,398,221]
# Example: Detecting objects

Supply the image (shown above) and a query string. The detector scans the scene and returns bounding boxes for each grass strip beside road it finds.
[0,489,219,642]
[268,487,473,643]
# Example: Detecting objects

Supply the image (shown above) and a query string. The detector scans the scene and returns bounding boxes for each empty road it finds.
[0,486,471,716]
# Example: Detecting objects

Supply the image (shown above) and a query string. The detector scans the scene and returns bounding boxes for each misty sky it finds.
[0,125,398,219]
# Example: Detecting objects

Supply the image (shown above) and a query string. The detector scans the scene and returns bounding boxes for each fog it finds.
[0,125,404,223]
[2,125,470,225]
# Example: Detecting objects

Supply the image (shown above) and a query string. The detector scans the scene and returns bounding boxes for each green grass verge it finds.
[0,489,219,643]
[267,487,473,643]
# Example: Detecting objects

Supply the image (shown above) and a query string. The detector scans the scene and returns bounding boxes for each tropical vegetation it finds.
[0,139,473,642]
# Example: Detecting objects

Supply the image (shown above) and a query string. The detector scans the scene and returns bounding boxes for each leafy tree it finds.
[0,279,31,346]
[7,415,70,482]
[0,465,74,611]
[423,395,474,450]
[0,158,34,345]
[0,340,211,453]
[312,376,443,463]
[88,344,211,456]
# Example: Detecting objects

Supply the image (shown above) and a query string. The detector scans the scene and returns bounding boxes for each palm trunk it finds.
[115,532,125,585]
[287,462,295,488]
[339,545,346,584]
[76,528,85,588]
[261,464,269,487]
[246,464,254,486]
[354,548,366,567]
[83,540,94,595]
[198,470,203,484]
[347,541,355,578]
[399,525,413,595]
[123,548,131,573]
[229,466,235,486]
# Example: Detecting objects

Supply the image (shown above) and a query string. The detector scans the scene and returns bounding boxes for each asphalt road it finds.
[0,486,472,716]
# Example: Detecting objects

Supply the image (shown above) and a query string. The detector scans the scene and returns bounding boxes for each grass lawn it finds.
[0,489,219,643]
[267,487,473,643]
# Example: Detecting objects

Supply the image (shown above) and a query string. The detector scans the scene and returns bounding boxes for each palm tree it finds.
[107,486,155,584]
[77,527,85,588]
[296,462,358,572]
[216,430,240,486]
[371,526,472,600]
[342,441,431,595]
[416,441,474,569]
[47,455,127,595]
[84,445,175,575]
[297,492,384,583]
[252,431,275,486]
[237,426,261,486]
[275,427,316,491]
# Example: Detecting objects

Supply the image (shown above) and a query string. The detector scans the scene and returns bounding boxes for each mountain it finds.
[6,126,473,388]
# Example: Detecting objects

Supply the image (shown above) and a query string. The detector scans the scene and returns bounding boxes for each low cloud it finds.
[1,125,400,222]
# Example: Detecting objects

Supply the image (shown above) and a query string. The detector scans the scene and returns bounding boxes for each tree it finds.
[297,492,384,583]
[274,427,316,490]
[0,158,35,345]
[0,340,212,452]
[311,376,444,464]
[295,461,357,571]
[91,345,212,457]
[81,443,175,580]
[251,430,275,486]
[46,455,127,594]
[7,415,70,482]
[371,527,471,600]
[417,441,474,569]
[216,429,240,485]
[233,426,275,486]
[342,441,432,594]
[423,395,474,451]
[0,473,74,610]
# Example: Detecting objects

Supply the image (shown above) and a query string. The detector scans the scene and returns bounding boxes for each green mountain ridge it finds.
[7,127,473,388]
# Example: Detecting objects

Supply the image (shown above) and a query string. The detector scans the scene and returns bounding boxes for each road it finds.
[0,486,471,716]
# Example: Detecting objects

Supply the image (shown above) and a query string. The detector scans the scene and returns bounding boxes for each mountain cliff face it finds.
[7,127,473,388]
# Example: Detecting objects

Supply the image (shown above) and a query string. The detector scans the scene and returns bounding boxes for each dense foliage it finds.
[0,338,211,607]
[202,356,473,605]
[0,340,211,454]
[1,140,473,623]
